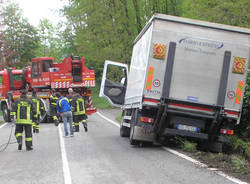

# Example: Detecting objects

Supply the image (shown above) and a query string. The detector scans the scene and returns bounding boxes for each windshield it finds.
[42,60,53,72]
[13,74,22,81]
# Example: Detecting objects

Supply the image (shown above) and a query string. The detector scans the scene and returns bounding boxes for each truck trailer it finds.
[99,14,250,152]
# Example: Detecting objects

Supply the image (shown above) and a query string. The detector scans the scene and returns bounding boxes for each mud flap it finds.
[132,125,155,143]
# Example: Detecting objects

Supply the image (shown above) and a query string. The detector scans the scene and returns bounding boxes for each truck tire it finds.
[120,112,130,137]
[39,99,49,123]
[209,142,223,153]
[39,111,48,123]
[130,109,139,145]
[120,125,130,137]
[2,104,11,122]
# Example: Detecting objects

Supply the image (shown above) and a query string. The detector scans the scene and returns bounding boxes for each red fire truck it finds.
[0,55,97,122]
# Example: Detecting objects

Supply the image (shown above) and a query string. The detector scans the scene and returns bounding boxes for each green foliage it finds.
[116,111,122,122]
[230,136,250,159]
[0,2,40,67]
[106,65,126,84]
[181,0,250,28]
[181,140,197,152]
[91,85,111,109]
[35,19,65,62]
[230,155,249,171]
[61,0,186,82]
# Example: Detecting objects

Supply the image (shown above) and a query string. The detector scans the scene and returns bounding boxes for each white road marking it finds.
[96,112,120,127]
[216,171,248,184]
[58,124,72,184]
[162,147,207,168]
[97,111,248,184]
[0,123,7,129]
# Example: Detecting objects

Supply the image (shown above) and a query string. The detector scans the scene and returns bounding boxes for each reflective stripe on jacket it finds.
[50,95,58,106]
[31,97,41,116]
[11,97,34,125]
[74,97,85,115]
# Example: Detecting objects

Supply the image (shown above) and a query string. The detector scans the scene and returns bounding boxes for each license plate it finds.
[177,124,199,132]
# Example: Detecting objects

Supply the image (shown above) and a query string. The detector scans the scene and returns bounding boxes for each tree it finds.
[0,2,40,67]
[62,0,138,81]
[181,0,250,28]
[35,19,63,62]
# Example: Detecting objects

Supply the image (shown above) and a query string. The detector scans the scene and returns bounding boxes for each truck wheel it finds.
[39,111,48,123]
[209,142,223,153]
[120,113,130,137]
[2,104,11,122]
[120,124,130,137]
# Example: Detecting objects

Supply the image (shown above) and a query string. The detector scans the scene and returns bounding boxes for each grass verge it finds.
[166,138,250,182]
[91,87,112,109]
[116,111,122,123]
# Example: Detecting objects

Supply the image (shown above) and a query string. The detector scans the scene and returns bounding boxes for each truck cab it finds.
[0,69,24,122]
[30,57,53,89]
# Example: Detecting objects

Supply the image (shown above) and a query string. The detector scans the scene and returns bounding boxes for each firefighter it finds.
[72,92,88,132]
[49,89,59,126]
[30,90,43,133]
[10,90,35,151]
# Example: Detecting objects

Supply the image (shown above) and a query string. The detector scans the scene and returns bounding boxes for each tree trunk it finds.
[132,0,142,34]
[165,0,168,14]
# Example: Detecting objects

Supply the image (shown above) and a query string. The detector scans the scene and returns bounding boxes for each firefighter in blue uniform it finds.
[10,90,35,151]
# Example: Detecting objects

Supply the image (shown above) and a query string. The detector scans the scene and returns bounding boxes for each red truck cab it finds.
[0,69,23,98]
[29,57,53,89]
[0,68,24,122]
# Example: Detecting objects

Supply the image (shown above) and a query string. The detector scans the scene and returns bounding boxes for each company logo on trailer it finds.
[179,37,224,50]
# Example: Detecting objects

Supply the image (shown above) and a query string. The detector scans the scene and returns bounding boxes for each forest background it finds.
[0,0,249,157]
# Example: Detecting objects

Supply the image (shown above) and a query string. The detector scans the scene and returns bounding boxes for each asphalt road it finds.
[0,110,237,184]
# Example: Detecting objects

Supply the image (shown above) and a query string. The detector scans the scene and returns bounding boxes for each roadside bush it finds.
[230,155,249,172]
[230,136,250,160]
[230,68,250,159]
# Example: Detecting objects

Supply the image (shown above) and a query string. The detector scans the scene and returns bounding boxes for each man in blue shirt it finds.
[57,92,74,137]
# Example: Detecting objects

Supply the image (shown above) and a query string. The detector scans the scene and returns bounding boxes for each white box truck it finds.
[99,14,250,152]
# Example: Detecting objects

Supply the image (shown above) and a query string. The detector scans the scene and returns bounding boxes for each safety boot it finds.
[33,127,36,133]
[54,120,59,126]
[18,144,22,150]
[75,126,79,132]
[84,124,88,132]
[26,146,33,151]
